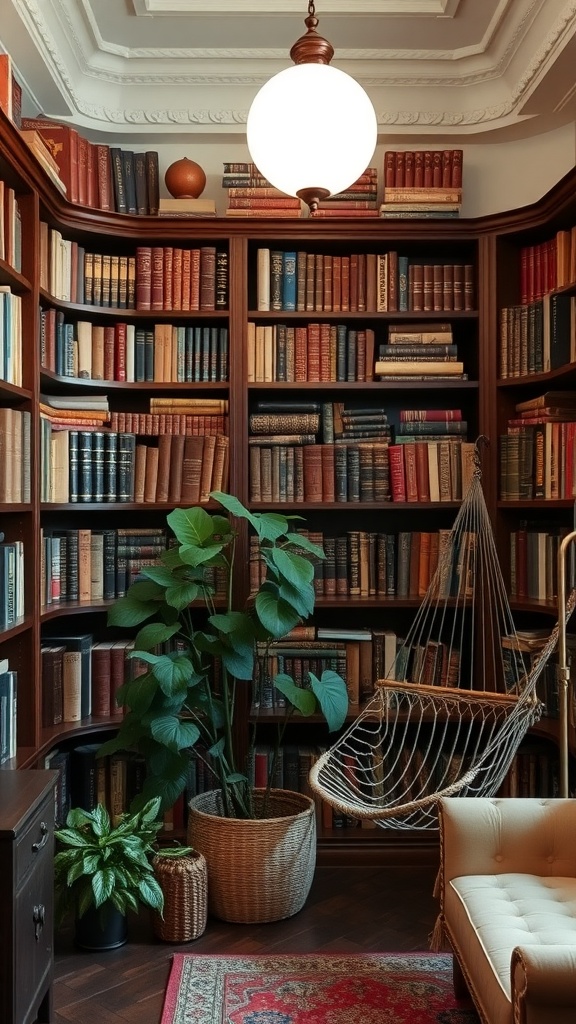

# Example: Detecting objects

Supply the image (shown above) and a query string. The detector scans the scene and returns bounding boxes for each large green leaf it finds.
[92,868,115,906]
[252,512,291,542]
[272,548,315,587]
[107,594,160,627]
[254,590,301,637]
[137,565,180,588]
[285,532,325,560]
[150,715,200,751]
[278,576,316,618]
[167,505,216,546]
[138,875,165,912]
[152,654,200,696]
[178,540,227,568]
[220,642,254,680]
[212,490,255,526]
[165,581,204,612]
[133,621,181,650]
[309,669,349,731]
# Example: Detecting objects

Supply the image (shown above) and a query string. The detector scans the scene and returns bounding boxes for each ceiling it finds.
[2,0,576,144]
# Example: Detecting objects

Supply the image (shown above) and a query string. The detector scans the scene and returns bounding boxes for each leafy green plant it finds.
[100,490,348,820]
[54,797,165,925]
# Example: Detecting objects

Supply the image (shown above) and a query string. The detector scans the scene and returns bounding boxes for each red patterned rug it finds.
[160,952,477,1024]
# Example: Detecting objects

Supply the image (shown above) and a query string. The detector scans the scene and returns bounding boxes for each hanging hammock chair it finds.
[309,440,576,830]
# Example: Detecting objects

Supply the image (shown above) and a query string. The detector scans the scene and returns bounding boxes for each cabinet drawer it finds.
[16,791,55,891]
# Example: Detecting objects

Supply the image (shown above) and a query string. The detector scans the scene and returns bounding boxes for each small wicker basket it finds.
[152,850,208,943]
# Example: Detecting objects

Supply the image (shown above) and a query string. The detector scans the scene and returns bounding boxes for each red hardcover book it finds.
[172,248,183,311]
[414,151,424,187]
[388,445,406,502]
[303,446,323,502]
[135,246,152,310]
[180,248,191,309]
[21,118,80,203]
[443,265,454,311]
[321,445,335,502]
[384,151,395,188]
[332,256,342,312]
[163,247,174,310]
[86,141,98,208]
[341,256,350,312]
[432,151,443,188]
[404,151,415,188]
[423,151,434,187]
[91,642,113,718]
[423,265,434,312]
[77,134,89,207]
[411,264,424,312]
[395,151,405,188]
[464,264,475,311]
[307,323,321,382]
[151,247,164,310]
[294,326,308,382]
[451,149,463,189]
[404,445,419,502]
[442,150,453,188]
[95,144,112,210]
[319,323,332,381]
[415,442,431,501]
[357,253,367,313]
[323,253,333,312]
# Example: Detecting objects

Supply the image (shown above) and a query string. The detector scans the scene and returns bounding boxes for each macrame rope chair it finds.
[310,439,576,830]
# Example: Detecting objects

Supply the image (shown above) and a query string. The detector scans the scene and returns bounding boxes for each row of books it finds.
[0,657,17,765]
[42,227,227,311]
[41,634,134,726]
[498,744,561,799]
[500,419,576,502]
[509,523,574,602]
[40,527,168,607]
[41,426,229,505]
[383,149,463,193]
[255,248,475,314]
[519,227,576,305]
[0,408,31,502]
[22,117,161,215]
[0,539,24,629]
[40,310,230,383]
[0,180,21,273]
[248,436,474,505]
[499,292,576,378]
[250,528,455,602]
[109,411,228,437]
[42,745,148,827]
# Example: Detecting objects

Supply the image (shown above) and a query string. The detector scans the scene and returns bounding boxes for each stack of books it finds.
[375,322,467,380]
[313,168,379,218]
[380,149,462,219]
[222,162,303,218]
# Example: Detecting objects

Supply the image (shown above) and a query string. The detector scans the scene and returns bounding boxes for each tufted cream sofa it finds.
[434,797,576,1024]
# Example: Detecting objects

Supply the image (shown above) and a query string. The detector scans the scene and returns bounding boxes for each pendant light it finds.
[246,2,378,214]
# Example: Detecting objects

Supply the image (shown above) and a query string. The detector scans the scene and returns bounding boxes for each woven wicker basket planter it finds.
[152,850,208,942]
[187,788,316,924]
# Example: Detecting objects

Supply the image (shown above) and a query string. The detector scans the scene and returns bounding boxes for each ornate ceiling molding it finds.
[131,0,461,15]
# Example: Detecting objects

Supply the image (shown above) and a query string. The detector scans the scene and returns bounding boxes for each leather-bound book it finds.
[135,246,152,310]
[200,245,216,311]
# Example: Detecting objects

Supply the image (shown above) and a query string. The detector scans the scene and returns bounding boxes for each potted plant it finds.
[100,490,349,922]
[54,797,165,950]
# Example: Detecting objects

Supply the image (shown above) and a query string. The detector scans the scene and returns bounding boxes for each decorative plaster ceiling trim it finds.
[131,0,460,15]
[511,0,576,105]
[72,98,518,128]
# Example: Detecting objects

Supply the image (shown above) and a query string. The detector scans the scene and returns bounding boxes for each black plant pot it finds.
[75,903,128,951]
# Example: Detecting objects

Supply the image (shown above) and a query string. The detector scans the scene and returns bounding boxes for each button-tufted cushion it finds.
[446,874,576,1024]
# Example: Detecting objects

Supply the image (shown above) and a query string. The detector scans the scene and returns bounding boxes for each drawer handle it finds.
[33,904,45,942]
[32,822,49,853]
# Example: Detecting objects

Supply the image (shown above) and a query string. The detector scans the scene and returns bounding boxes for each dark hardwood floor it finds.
[53,861,442,1023]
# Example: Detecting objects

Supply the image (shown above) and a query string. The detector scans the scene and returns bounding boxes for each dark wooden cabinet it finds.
[0,771,57,1024]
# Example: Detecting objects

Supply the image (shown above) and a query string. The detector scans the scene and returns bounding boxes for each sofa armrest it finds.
[438,798,576,889]
[512,946,576,1024]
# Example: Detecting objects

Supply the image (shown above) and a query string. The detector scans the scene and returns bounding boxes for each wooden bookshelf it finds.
[1,105,576,859]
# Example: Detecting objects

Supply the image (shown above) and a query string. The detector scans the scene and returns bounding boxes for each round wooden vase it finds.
[152,850,208,943]
[187,789,317,924]
[164,157,206,198]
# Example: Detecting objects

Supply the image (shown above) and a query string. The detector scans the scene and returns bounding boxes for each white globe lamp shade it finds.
[247,63,377,207]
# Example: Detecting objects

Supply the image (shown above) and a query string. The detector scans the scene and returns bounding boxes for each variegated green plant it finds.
[54,797,165,926]
[100,491,348,820]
